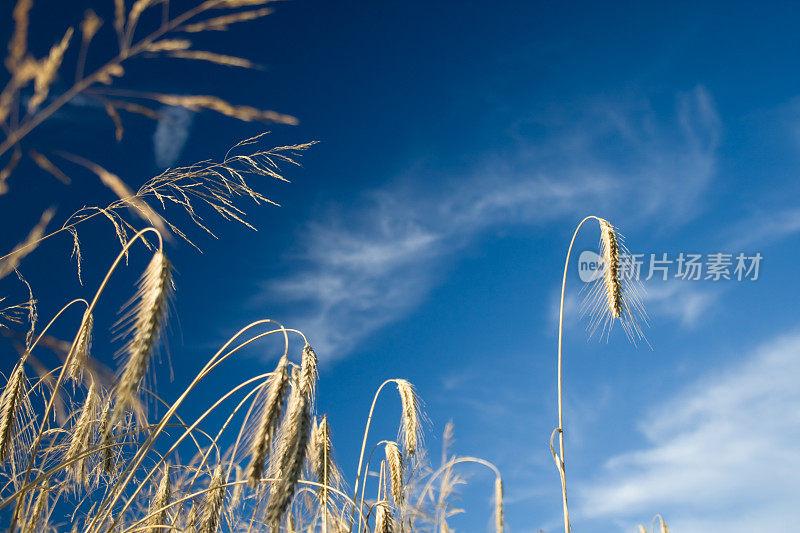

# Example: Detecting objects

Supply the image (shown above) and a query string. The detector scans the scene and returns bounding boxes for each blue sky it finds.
[3,1,800,531]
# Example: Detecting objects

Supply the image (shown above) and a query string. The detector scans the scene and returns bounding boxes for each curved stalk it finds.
[350,378,397,533]
[554,215,601,533]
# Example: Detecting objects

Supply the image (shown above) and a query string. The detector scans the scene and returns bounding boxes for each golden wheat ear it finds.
[147,463,172,533]
[0,364,26,463]
[375,500,396,533]
[384,441,404,507]
[581,218,648,344]
[395,379,421,457]
[198,465,226,533]
[246,354,290,487]
[113,249,173,421]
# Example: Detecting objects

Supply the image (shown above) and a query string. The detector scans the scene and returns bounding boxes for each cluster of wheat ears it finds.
[0,1,672,532]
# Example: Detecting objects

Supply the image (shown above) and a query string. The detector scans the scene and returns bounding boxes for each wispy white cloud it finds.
[641,280,721,328]
[263,88,721,358]
[578,330,800,532]
[728,206,800,249]
[153,106,194,168]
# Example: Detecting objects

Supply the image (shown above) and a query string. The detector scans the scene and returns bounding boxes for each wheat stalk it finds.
[553,215,647,533]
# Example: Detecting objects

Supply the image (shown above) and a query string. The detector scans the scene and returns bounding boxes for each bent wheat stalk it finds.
[553,216,643,533]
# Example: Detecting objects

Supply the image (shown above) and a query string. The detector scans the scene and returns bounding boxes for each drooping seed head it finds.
[0,364,26,463]
[98,398,115,473]
[199,465,226,533]
[385,442,403,506]
[375,500,395,533]
[395,380,420,457]
[299,343,317,398]
[67,310,93,382]
[598,219,623,319]
[266,379,312,526]
[25,479,49,532]
[309,415,338,505]
[115,250,172,420]
[67,379,100,482]
[247,354,290,487]
[148,463,172,533]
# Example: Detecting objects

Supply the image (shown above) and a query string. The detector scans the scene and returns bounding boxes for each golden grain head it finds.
[395,379,420,456]
[385,441,404,507]
[375,500,395,533]
[0,364,26,462]
[299,343,318,398]
[198,465,226,533]
[246,354,290,486]
[115,249,172,418]
[67,310,93,382]
[148,463,172,532]
[598,218,623,319]
[66,379,99,482]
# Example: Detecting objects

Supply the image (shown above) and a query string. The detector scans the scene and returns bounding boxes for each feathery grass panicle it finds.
[6,0,32,74]
[395,379,420,457]
[148,463,172,533]
[181,8,275,33]
[494,477,504,533]
[0,364,27,462]
[140,94,298,125]
[27,27,74,112]
[247,354,290,486]
[385,442,403,507]
[66,379,99,482]
[114,249,172,419]
[199,465,226,533]
[67,310,93,382]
